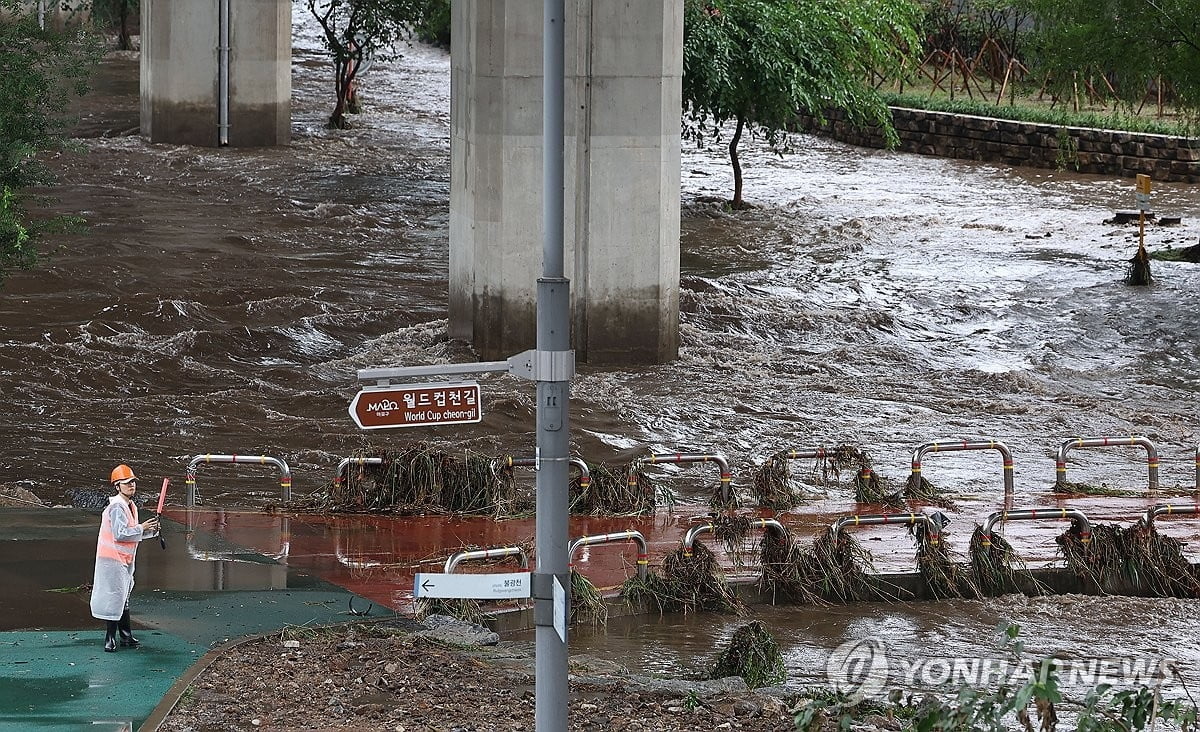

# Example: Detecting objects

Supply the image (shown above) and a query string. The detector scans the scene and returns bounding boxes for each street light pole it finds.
[534,1,571,731]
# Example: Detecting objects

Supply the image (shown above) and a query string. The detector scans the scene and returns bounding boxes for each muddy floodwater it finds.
[2,2,1200,705]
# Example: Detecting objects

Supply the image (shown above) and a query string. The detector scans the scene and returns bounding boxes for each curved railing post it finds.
[1138,503,1200,527]
[185,454,292,507]
[497,455,591,491]
[681,518,789,557]
[568,530,649,580]
[911,439,1014,498]
[639,452,733,506]
[1055,436,1159,490]
[830,512,943,546]
[979,508,1092,547]
[333,456,385,487]
[444,546,531,574]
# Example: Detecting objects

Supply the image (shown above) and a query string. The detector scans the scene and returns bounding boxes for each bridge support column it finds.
[140,0,290,146]
[449,1,682,364]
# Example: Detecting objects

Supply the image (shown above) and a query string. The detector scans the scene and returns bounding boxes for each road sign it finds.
[413,572,531,599]
[348,381,482,430]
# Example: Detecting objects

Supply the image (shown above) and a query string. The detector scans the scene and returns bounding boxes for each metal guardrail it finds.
[681,518,788,557]
[637,452,733,506]
[781,447,842,461]
[979,508,1091,547]
[1138,503,1200,527]
[444,546,530,574]
[568,530,649,580]
[911,439,1014,498]
[499,456,591,489]
[1055,436,1159,490]
[830,512,944,545]
[185,454,292,507]
[333,457,385,487]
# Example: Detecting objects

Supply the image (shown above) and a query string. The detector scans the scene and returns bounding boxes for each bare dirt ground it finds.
[155,618,848,732]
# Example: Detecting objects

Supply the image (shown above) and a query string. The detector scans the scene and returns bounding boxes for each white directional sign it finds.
[414,572,531,600]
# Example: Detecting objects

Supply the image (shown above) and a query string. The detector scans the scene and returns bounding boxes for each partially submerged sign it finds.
[349,381,482,430]
[413,571,531,599]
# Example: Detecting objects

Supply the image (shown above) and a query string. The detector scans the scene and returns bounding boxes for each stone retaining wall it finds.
[798,107,1200,183]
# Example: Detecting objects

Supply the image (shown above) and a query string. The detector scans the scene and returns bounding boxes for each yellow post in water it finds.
[1135,173,1152,253]
[1129,174,1154,285]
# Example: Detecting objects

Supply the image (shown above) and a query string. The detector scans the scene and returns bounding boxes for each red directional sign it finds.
[349,381,482,430]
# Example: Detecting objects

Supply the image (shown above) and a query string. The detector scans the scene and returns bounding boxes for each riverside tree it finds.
[1018,0,1200,114]
[682,0,923,208]
[0,0,99,285]
[305,0,431,129]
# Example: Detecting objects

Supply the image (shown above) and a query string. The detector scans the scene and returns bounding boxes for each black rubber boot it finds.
[117,609,140,648]
[104,621,118,652]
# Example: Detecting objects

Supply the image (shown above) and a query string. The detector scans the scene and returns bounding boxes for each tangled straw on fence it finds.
[761,527,893,604]
[758,526,824,605]
[1059,522,1200,598]
[968,525,1046,597]
[569,570,608,626]
[854,467,902,506]
[298,445,515,516]
[1052,481,1140,497]
[712,514,758,566]
[707,620,786,689]
[912,521,981,600]
[621,541,745,615]
[569,461,662,516]
[750,445,867,510]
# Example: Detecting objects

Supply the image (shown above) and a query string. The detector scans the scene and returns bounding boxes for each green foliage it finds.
[682,0,923,206]
[0,0,100,286]
[412,0,450,49]
[1054,126,1080,171]
[884,91,1197,135]
[1017,0,1200,115]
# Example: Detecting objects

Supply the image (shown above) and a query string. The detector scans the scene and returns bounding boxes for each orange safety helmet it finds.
[110,464,137,484]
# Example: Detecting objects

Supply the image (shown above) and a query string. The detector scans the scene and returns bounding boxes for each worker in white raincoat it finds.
[91,464,159,652]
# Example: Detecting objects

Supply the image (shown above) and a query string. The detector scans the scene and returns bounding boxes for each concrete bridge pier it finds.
[140,0,290,146]
[449,1,682,364]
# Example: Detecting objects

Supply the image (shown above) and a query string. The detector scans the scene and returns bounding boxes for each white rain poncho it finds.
[90,495,158,621]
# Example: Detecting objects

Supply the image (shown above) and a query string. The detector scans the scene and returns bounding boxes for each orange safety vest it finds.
[97,500,138,565]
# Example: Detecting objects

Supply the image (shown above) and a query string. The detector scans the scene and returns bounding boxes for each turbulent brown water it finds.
[3,4,1200,703]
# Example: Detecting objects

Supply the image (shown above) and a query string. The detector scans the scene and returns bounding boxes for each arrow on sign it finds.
[413,572,531,599]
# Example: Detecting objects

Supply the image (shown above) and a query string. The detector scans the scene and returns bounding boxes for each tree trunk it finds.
[114,1,133,51]
[730,116,746,209]
[329,60,351,129]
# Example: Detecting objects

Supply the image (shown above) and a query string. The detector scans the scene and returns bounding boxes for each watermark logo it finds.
[826,637,889,702]
[826,638,1177,701]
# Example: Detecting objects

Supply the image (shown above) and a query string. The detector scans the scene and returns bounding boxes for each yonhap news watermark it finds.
[826,637,1180,702]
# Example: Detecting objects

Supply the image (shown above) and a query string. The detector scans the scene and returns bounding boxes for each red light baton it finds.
[156,478,169,549]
